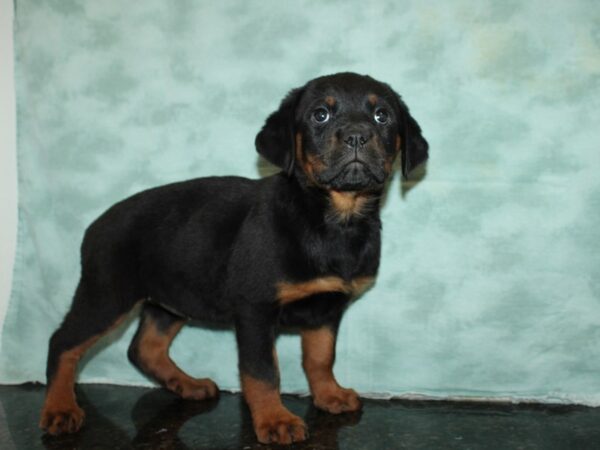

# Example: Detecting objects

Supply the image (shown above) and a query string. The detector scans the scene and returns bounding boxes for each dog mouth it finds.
[319,158,386,190]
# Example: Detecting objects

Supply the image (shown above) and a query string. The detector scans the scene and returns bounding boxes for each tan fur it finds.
[296,132,326,187]
[325,95,336,106]
[241,374,307,444]
[350,276,375,297]
[40,314,128,434]
[135,316,217,399]
[277,276,350,304]
[302,328,335,383]
[301,327,361,414]
[329,191,369,221]
[241,374,281,413]
[277,275,374,304]
[368,93,378,105]
[40,337,96,431]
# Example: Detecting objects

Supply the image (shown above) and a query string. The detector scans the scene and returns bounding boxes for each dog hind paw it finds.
[166,377,219,400]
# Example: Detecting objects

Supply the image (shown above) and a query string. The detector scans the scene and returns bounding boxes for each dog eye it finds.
[374,108,389,124]
[312,107,330,124]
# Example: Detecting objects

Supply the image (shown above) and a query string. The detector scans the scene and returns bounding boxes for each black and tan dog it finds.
[39,72,428,444]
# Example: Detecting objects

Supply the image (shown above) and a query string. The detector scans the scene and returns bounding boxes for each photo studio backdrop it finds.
[2,0,599,405]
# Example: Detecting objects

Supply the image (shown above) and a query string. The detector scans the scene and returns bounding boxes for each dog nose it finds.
[344,134,367,148]
[341,126,373,149]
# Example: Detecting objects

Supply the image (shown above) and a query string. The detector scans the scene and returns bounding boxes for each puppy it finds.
[39,72,428,444]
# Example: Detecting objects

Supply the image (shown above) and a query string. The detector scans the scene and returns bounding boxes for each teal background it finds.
[2,0,600,405]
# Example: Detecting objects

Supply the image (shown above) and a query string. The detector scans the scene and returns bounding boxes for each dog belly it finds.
[145,277,234,324]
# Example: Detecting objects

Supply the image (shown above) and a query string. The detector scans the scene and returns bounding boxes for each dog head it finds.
[256,72,428,192]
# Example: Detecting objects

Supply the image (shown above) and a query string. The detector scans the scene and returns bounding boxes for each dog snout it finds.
[339,125,373,149]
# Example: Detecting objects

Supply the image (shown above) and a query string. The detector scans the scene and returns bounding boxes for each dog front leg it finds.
[235,303,307,444]
[301,326,361,413]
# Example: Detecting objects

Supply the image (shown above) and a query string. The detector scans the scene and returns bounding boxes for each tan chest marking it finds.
[329,191,370,221]
[277,276,375,305]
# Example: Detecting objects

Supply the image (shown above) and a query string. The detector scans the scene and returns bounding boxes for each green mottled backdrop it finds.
[2,0,600,405]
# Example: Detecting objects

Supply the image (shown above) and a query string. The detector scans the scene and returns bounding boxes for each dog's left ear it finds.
[397,97,429,178]
[255,87,304,176]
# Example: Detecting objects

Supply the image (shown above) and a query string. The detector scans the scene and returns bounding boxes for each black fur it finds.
[255,87,304,175]
[43,72,428,440]
[397,96,429,177]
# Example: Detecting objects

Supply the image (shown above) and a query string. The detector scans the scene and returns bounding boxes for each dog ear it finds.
[397,97,429,178]
[255,87,304,176]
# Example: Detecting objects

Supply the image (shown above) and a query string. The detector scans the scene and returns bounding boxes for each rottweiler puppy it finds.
[39,72,428,444]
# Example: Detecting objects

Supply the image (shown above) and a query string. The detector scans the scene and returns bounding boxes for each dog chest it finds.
[276,276,374,305]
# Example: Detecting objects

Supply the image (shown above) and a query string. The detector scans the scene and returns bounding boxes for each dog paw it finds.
[40,404,85,435]
[254,409,308,444]
[314,387,362,414]
[166,377,219,400]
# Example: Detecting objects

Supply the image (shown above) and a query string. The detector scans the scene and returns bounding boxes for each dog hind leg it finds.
[40,279,138,435]
[128,303,219,400]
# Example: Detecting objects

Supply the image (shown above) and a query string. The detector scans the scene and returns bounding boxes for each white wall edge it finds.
[5,377,600,408]
[0,0,18,349]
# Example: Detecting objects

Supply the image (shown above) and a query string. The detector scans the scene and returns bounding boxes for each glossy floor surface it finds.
[0,384,599,449]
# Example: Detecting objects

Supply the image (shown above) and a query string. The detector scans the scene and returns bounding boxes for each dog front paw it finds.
[314,386,362,414]
[40,403,85,435]
[253,407,308,444]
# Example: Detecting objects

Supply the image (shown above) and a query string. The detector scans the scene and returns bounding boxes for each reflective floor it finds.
[0,384,599,449]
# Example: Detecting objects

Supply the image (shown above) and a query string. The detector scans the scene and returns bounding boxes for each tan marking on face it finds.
[384,158,393,175]
[277,275,375,304]
[306,152,325,172]
[325,96,336,106]
[380,134,402,175]
[295,132,310,178]
[329,191,369,222]
[296,132,325,186]
[295,132,302,161]
[368,94,378,105]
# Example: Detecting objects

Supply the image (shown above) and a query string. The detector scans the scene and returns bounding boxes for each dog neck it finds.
[326,190,381,223]
[282,173,383,226]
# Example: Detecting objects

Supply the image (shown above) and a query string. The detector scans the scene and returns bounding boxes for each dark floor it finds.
[0,384,599,450]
